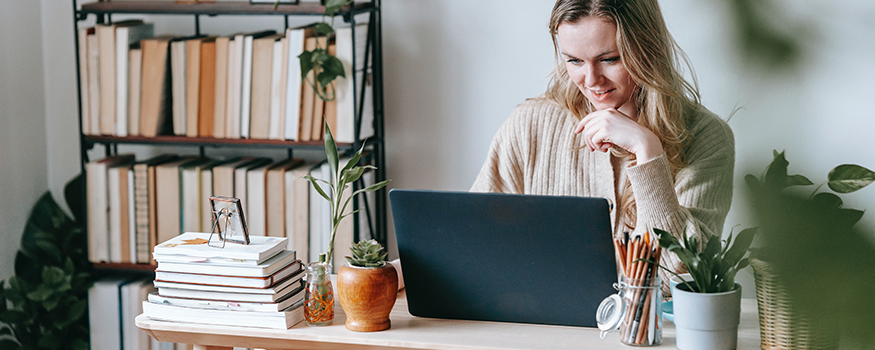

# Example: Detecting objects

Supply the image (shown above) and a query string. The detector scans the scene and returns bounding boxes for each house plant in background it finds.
[337,239,398,332]
[303,122,391,326]
[649,226,755,350]
[745,150,875,349]
[0,175,93,350]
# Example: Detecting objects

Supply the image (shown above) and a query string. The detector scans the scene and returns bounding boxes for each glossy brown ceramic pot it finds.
[336,263,398,332]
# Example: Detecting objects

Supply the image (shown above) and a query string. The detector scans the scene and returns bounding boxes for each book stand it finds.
[208,196,250,247]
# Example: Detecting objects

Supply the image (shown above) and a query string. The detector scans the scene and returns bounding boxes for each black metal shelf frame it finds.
[71,0,388,263]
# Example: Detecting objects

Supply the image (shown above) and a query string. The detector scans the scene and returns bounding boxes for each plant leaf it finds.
[303,175,331,202]
[827,164,875,193]
[786,174,814,187]
[324,0,354,16]
[764,150,790,189]
[42,266,66,286]
[351,179,391,197]
[323,121,339,181]
[744,174,762,191]
[812,192,843,209]
[314,22,334,35]
[298,51,314,78]
[723,227,757,268]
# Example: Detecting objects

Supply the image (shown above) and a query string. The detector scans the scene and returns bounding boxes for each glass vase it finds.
[304,256,334,326]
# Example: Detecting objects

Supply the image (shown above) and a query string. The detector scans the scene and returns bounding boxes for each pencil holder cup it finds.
[597,276,662,346]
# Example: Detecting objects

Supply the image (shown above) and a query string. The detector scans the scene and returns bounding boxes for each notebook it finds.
[389,189,616,328]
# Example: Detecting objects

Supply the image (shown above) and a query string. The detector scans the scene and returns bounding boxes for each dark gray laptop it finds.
[389,189,616,328]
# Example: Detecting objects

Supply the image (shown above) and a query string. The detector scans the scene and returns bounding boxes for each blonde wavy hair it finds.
[545,0,701,232]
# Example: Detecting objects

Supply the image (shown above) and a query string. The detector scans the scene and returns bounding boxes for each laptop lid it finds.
[390,189,616,328]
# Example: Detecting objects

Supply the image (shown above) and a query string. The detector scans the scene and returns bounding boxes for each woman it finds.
[470,0,735,294]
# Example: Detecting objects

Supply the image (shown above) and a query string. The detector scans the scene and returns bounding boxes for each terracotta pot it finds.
[337,263,398,332]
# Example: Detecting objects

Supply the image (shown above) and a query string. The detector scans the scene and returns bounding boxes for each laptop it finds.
[389,189,617,328]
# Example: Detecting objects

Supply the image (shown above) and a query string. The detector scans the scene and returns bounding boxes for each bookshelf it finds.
[72,0,388,271]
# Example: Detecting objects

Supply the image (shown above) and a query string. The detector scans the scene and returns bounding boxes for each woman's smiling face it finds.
[558,16,637,115]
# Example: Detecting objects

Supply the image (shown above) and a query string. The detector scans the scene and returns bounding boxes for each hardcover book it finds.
[153,232,288,263]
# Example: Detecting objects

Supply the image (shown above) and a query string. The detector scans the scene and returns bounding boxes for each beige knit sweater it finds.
[470,97,735,294]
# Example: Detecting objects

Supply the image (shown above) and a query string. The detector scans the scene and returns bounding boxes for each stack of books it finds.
[142,232,306,329]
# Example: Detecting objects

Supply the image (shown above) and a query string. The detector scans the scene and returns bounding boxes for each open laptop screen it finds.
[390,189,616,327]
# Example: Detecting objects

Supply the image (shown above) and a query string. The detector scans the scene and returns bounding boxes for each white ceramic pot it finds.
[672,283,741,350]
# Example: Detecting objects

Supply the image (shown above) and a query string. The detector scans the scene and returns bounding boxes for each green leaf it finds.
[42,266,66,286]
[723,227,756,268]
[703,234,721,260]
[324,0,354,16]
[341,167,366,185]
[812,192,843,209]
[322,55,345,79]
[744,174,762,191]
[786,174,814,187]
[827,164,875,193]
[314,22,334,36]
[298,51,314,79]
[324,121,339,181]
[835,208,865,227]
[26,285,53,302]
[764,150,789,189]
[36,334,60,348]
[303,175,331,202]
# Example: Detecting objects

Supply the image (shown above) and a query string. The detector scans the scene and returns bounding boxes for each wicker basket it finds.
[750,257,839,350]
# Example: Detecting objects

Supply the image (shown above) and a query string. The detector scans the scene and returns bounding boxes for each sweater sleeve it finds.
[625,113,735,294]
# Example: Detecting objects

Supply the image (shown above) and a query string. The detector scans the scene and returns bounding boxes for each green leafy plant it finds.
[0,175,93,350]
[650,227,756,294]
[304,122,390,266]
[293,0,356,102]
[745,150,875,231]
[345,239,388,267]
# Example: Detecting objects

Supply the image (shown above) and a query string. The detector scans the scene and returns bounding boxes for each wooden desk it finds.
[137,291,762,350]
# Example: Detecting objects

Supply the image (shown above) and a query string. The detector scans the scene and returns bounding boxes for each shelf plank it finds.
[78,1,373,16]
[85,135,354,149]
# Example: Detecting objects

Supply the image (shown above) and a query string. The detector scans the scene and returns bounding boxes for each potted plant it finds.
[744,150,874,349]
[302,122,390,326]
[336,239,398,332]
[649,226,755,350]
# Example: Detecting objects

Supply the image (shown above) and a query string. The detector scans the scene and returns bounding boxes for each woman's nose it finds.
[584,64,604,87]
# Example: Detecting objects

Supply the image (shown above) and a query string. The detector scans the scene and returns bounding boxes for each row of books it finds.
[144,233,306,329]
[88,275,187,350]
[86,154,369,271]
[77,19,373,143]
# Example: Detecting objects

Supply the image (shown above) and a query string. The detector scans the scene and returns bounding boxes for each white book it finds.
[142,298,305,329]
[156,249,297,277]
[308,162,334,264]
[334,23,374,143]
[87,155,135,263]
[171,39,187,136]
[78,27,92,135]
[148,287,303,313]
[153,232,287,263]
[154,269,302,294]
[155,261,302,288]
[286,162,313,263]
[226,35,244,138]
[122,278,155,350]
[240,34,255,138]
[234,158,271,222]
[268,39,285,140]
[283,27,307,141]
[180,158,213,233]
[116,22,154,136]
[157,279,299,303]
[89,275,130,350]
[246,163,271,237]
[87,33,101,136]
[128,47,143,136]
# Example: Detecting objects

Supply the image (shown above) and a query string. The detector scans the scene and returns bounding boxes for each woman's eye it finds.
[602,57,619,63]
[566,58,581,64]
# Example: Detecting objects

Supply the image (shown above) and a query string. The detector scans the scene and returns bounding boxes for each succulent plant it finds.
[345,239,388,268]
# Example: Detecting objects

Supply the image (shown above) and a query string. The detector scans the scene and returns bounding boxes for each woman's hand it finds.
[574,108,664,163]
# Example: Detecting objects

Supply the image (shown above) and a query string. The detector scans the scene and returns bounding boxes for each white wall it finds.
[34,1,875,294]
[0,1,48,281]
